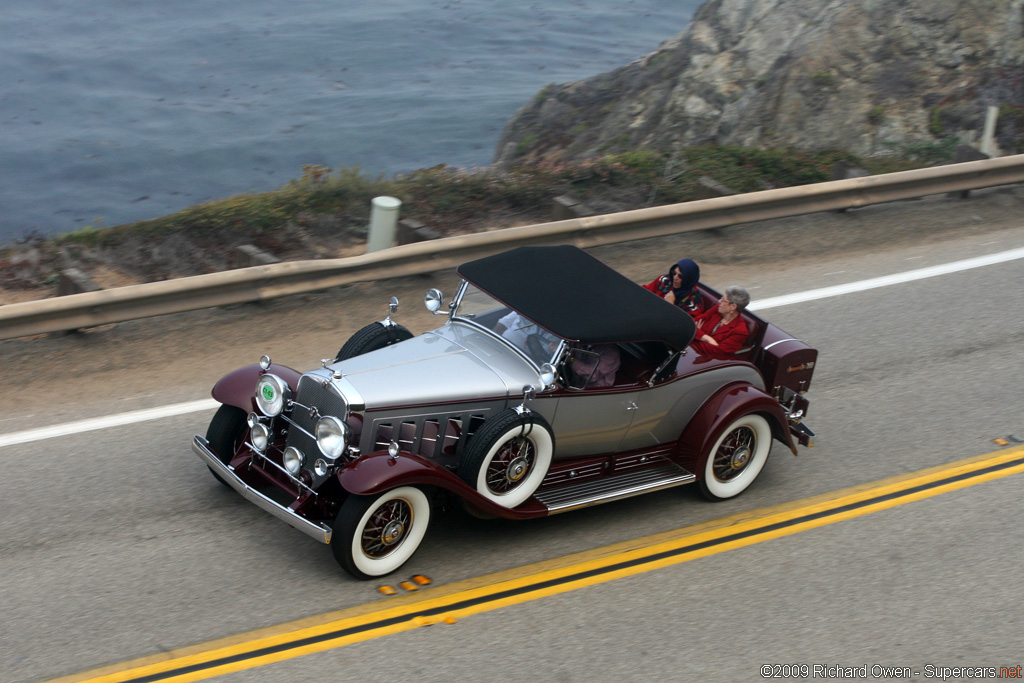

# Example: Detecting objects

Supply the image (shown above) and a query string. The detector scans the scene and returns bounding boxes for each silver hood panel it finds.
[319,323,543,409]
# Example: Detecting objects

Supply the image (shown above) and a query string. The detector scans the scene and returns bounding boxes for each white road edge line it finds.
[750,246,1024,311]
[3,246,1024,448]
[2,399,219,447]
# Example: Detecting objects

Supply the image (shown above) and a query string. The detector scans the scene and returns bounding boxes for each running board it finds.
[534,462,696,514]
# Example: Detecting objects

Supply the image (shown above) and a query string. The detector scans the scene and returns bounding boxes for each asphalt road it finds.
[1,191,1022,683]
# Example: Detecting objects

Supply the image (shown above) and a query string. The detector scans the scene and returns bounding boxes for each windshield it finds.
[453,284,562,366]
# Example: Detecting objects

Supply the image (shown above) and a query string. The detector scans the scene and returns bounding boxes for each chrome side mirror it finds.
[515,384,537,415]
[539,363,557,389]
[424,288,445,314]
[383,296,399,325]
[380,294,399,327]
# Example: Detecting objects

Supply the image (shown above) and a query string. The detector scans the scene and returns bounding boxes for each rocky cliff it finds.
[495,0,1024,166]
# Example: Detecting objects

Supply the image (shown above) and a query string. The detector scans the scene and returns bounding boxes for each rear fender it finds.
[679,383,797,475]
[211,363,302,413]
[337,451,546,520]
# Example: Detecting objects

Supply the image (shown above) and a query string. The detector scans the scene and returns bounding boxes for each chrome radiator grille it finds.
[284,375,349,489]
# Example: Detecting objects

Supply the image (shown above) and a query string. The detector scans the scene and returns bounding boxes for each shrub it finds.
[810,70,837,88]
[898,137,959,163]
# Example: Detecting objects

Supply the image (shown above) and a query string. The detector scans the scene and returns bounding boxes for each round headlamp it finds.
[250,423,270,451]
[314,458,330,477]
[315,415,348,459]
[282,446,304,474]
[255,373,291,416]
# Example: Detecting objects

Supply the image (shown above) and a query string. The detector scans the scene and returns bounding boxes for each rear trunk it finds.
[755,331,818,397]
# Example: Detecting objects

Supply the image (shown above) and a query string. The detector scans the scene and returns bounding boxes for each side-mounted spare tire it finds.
[335,322,413,362]
[458,409,554,508]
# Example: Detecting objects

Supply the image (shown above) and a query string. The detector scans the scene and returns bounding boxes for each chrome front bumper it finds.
[192,435,332,544]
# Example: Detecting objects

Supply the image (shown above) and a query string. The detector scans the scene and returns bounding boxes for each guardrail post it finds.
[693,177,737,200]
[397,218,441,245]
[948,145,990,198]
[366,196,402,252]
[235,244,280,266]
[57,268,100,296]
[831,163,869,212]
[552,195,594,220]
[831,162,869,181]
[56,268,101,334]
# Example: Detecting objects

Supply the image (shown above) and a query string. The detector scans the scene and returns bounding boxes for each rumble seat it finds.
[732,313,764,360]
[693,283,763,359]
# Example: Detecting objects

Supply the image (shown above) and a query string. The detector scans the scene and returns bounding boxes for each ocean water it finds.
[0,0,698,242]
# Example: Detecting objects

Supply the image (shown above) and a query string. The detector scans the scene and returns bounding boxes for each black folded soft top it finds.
[458,245,696,349]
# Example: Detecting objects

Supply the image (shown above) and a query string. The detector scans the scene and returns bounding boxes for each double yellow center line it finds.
[49,446,1024,683]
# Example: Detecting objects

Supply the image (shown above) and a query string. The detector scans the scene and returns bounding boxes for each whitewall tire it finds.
[699,413,772,501]
[332,486,430,580]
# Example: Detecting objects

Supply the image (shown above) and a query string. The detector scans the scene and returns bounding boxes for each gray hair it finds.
[725,286,750,311]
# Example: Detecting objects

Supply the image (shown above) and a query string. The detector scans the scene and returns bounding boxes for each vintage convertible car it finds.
[192,245,817,579]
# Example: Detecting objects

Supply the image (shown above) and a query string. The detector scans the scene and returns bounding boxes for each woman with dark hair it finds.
[643,258,703,316]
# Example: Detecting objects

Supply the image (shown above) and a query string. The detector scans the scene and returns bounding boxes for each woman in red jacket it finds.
[690,286,751,359]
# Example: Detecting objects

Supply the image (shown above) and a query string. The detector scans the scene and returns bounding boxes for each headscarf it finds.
[671,259,700,294]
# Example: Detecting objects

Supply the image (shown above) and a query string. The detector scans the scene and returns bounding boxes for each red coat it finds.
[643,278,704,317]
[643,278,667,293]
[690,307,749,359]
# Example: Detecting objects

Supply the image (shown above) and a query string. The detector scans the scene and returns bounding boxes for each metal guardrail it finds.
[2,155,1022,341]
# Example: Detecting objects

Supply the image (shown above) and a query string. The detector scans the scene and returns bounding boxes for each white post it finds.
[366,196,402,252]
[980,106,999,157]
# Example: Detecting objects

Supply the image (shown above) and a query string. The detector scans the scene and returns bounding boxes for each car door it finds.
[615,379,689,453]
[619,362,768,452]
[542,386,641,459]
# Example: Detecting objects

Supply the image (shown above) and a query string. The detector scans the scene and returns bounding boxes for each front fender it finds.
[337,451,547,520]
[211,363,302,413]
[677,383,797,473]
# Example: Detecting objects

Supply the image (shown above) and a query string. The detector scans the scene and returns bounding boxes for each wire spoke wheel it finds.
[332,486,431,579]
[712,425,757,482]
[699,413,772,501]
[360,499,412,559]
[485,436,536,494]
[458,409,554,508]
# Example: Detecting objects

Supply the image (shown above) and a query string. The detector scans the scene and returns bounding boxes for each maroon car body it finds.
[193,245,817,579]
